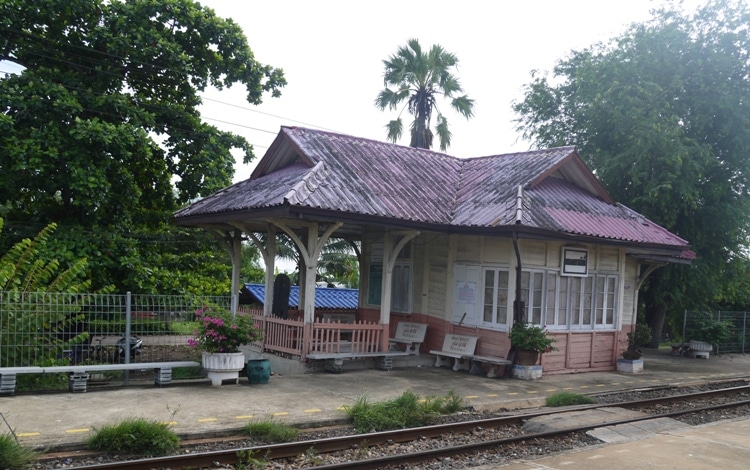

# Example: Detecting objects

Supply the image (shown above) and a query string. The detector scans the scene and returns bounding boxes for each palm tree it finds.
[375,38,475,151]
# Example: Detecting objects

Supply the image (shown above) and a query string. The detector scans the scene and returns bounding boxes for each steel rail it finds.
[64,383,750,470]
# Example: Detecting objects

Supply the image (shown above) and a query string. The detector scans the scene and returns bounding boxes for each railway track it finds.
[46,383,750,469]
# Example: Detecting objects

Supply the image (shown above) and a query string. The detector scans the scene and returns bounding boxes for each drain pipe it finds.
[506,188,525,377]
[512,232,524,325]
[512,185,525,325]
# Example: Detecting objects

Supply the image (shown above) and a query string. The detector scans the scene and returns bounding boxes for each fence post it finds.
[124,292,132,384]
[744,312,747,354]
[682,309,687,345]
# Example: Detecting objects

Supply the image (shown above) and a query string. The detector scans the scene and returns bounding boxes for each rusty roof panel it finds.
[175,127,691,254]
[282,127,460,223]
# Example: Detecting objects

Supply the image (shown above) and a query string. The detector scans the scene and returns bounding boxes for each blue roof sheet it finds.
[243,283,358,309]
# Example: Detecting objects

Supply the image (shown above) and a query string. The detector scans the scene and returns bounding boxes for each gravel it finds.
[31,380,750,469]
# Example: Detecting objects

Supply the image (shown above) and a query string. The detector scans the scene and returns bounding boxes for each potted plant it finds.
[188,307,261,386]
[510,322,557,366]
[622,323,652,360]
[617,323,651,373]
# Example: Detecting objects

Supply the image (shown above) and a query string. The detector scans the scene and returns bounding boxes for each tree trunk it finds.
[648,302,668,348]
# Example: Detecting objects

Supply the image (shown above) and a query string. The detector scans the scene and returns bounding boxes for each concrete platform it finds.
[494,417,750,470]
[2,347,749,452]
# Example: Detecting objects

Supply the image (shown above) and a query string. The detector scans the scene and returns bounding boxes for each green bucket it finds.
[246,359,271,384]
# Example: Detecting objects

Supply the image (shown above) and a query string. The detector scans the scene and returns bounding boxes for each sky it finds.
[197,0,705,183]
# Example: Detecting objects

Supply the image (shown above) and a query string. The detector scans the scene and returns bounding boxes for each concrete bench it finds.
[429,334,478,371]
[468,355,512,378]
[306,351,411,373]
[0,361,200,394]
[389,322,428,355]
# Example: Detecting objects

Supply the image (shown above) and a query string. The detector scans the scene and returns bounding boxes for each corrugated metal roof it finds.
[243,283,358,309]
[175,126,692,255]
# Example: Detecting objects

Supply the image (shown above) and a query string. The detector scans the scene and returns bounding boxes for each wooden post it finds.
[379,230,420,351]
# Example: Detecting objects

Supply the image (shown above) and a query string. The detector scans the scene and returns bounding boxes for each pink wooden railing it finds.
[308,318,384,354]
[240,307,388,359]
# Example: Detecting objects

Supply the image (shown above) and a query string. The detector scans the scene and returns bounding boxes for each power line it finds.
[1,24,338,135]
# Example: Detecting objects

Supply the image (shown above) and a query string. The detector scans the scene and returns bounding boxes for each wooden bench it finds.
[0,361,200,395]
[306,351,411,373]
[429,334,478,371]
[389,322,428,355]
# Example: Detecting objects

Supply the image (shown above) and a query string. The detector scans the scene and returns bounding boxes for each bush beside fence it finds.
[0,291,232,390]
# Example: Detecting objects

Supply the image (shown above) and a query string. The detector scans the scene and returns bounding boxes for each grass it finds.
[170,321,199,335]
[344,390,464,433]
[244,418,299,443]
[545,391,596,407]
[171,366,203,379]
[85,417,180,455]
[0,433,38,470]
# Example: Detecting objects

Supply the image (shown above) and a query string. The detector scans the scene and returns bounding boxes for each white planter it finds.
[617,358,644,374]
[202,352,245,386]
[689,340,712,359]
[511,364,543,380]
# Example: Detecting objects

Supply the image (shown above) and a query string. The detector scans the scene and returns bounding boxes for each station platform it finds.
[2,347,750,454]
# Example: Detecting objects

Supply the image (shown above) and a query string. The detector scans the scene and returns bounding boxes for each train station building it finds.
[174,127,694,375]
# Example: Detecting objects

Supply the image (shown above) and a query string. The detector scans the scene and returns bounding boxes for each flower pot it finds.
[617,358,644,374]
[202,351,245,386]
[515,349,540,366]
[246,359,271,384]
[689,340,712,359]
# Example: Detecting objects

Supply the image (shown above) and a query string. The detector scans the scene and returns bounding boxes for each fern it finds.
[0,218,113,367]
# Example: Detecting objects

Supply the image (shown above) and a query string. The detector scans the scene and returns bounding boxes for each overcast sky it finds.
[198,0,705,183]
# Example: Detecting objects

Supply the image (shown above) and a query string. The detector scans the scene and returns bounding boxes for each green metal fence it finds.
[682,310,748,354]
[0,291,232,369]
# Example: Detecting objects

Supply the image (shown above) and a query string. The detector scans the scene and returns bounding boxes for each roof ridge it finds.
[284,161,329,204]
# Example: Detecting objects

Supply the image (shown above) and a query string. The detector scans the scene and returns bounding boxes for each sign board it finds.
[561,247,588,276]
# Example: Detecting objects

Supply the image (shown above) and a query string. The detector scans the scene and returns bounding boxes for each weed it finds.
[85,417,180,455]
[302,446,324,466]
[236,449,269,469]
[244,418,299,443]
[545,391,596,407]
[355,440,370,460]
[0,433,38,470]
[344,390,463,433]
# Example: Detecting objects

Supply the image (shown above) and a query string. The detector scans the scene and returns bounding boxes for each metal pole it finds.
[124,292,131,385]
[682,309,687,347]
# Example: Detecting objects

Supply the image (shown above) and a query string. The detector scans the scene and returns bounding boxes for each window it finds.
[391,262,412,313]
[367,242,412,313]
[594,275,617,327]
[521,269,617,330]
[367,262,412,312]
[482,268,509,326]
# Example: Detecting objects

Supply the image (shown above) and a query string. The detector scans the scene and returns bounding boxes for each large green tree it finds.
[375,38,474,151]
[0,0,285,293]
[512,0,750,344]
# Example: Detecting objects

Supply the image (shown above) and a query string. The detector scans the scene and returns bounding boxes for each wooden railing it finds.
[308,318,384,354]
[241,307,388,359]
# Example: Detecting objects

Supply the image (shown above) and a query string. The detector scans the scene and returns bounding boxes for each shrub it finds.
[509,322,557,353]
[344,390,463,433]
[686,313,733,347]
[545,391,595,407]
[244,419,299,443]
[85,418,179,455]
[188,307,261,353]
[0,433,38,469]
